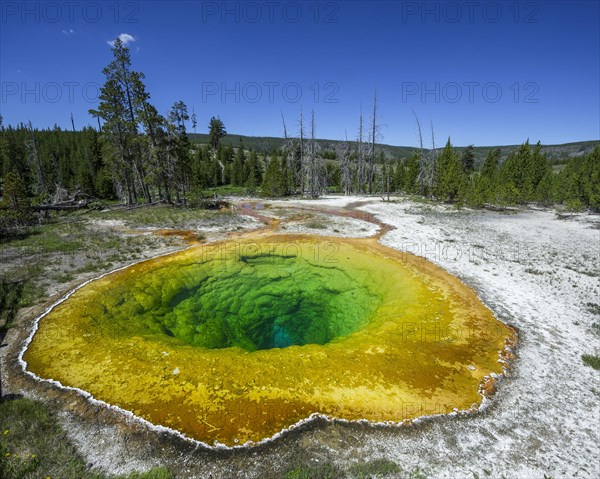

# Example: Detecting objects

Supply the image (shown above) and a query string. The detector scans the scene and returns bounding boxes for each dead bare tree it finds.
[281,111,297,194]
[368,92,385,196]
[306,110,325,197]
[281,111,288,141]
[382,150,391,202]
[414,112,426,194]
[429,120,438,196]
[413,111,438,198]
[339,131,352,196]
[298,108,306,195]
[369,93,377,194]
[356,107,366,194]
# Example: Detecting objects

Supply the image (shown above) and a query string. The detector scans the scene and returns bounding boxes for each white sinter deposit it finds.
[287,196,600,479]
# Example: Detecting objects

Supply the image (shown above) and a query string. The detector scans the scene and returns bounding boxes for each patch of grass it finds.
[0,280,24,331]
[0,397,101,479]
[0,227,34,244]
[524,268,545,275]
[2,263,43,307]
[2,222,85,254]
[0,397,173,479]
[285,462,343,479]
[0,209,190,308]
[305,220,327,230]
[407,195,434,205]
[350,458,402,478]
[406,468,429,479]
[53,272,75,283]
[207,185,248,196]
[582,354,600,370]
[586,302,600,316]
[89,205,220,228]
[119,468,174,479]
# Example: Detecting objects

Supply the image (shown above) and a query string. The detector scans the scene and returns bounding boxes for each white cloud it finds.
[61,29,75,35]
[107,33,136,47]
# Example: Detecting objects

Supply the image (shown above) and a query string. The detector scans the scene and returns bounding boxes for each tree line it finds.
[1,38,599,230]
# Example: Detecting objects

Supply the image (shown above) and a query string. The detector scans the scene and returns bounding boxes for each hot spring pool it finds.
[23,235,513,446]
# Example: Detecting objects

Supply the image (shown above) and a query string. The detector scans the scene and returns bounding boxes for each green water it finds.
[27,236,513,446]
[94,248,381,352]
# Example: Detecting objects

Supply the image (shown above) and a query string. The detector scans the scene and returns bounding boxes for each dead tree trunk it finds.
[299,108,306,195]
[340,131,352,196]
[357,108,365,194]
[369,93,377,195]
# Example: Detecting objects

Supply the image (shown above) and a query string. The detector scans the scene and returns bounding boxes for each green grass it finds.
[0,398,173,479]
[350,458,402,478]
[524,268,545,275]
[87,204,225,228]
[120,469,173,479]
[0,397,100,479]
[406,468,429,479]
[0,280,24,331]
[305,220,328,230]
[0,397,406,479]
[582,354,600,370]
[1,223,84,254]
[206,185,248,196]
[285,462,343,479]
[0,209,191,307]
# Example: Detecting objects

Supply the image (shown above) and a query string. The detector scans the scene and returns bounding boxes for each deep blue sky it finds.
[1,0,599,146]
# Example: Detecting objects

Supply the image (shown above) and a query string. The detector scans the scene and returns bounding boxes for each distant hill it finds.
[188,133,598,165]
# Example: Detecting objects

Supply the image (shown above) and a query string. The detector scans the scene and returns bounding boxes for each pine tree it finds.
[261,155,285,197]
[137,100,171,202]
[191,108,197,134]
[404,152,420,194]
[0,171,34,228]
[525,142,550,201]
[191,145,211,190]
[461,145,476,174]
[465,174,486,207]
[231,142,246,186]
[535,170,555,206]
[482,148,500,178]
[496,148,525,204]
[167,101,191,203]
[90,38,148,204]
[434,139,466,203]
[393,159,404,192]
[77,127,104,196]
[245,150,261,194]
[208,117,226,151]
[479,148,501,204]
[583,147,600,211]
